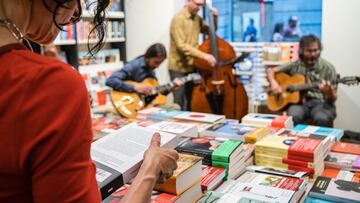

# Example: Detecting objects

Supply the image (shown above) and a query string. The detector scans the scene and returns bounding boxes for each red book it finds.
[331,142,360,155]
[200,166,225,191]
[282,157,315,169]
[288,138,322,159]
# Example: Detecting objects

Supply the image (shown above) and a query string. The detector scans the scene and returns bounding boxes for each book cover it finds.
[246,165,309,180]
[218,172,304,203]
[305,197,335,203]
[201,166,226,191]
[136,120,198,138]
[271,115,294,129]
[309,176,360,203]
[175,137,225,163]
[324,152,360,170]
[322,168,360,183]
[166,118,213,134]
[201,122,257,141]
[212,140,243,163]
[154,154,202,195]
[91,123,179,200]
[288,138,323,159]
[242,113,278,126]
[173,111,226,124]
[255,135,297,157]
[102,184,130,203]
[331,142,360,155]
[148,109,185,121]
[293,124,344,141]
[151,182,202,203]
[243,127,270,144]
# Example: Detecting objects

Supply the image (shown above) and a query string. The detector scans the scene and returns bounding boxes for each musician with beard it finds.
[267,35,337,127]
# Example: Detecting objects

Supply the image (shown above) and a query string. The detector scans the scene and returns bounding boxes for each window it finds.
[212,0,323,42]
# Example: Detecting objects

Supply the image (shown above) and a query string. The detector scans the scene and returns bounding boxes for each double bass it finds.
[191,4,249,120]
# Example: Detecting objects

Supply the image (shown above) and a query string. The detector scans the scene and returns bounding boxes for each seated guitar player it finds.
[267,35,338,127]
[106,43,184,110]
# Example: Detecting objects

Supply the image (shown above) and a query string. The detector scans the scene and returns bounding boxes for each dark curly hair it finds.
[42,0,110,56]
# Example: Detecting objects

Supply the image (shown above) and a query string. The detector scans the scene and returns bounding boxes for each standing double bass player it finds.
[168,0,218,111]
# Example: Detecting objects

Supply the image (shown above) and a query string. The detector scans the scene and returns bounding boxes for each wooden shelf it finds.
[79,62,124,74]
[82,10,125,19]
[77,37,125,44]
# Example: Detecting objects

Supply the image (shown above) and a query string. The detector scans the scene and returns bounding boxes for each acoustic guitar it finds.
[110,73,202,118]
[267,72,360,112]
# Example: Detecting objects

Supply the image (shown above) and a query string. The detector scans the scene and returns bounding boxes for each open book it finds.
[91,123,180,200]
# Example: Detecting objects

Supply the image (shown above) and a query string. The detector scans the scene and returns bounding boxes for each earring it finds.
[0,19,33,52]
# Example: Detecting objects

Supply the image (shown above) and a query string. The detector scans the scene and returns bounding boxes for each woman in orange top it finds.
[0,1,178,203]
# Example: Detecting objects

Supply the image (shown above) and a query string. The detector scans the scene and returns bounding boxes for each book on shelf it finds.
[292,124,344,141]
[211,140,243,163]
[154,154,202,195]
[91,123,179,200]
[136,120,198,138]
[331,141,360,155]
[201,166,226,191]
[165,118,214,135]
[309,176,360,203]
[322,168,360,183]
[324,152,360,171]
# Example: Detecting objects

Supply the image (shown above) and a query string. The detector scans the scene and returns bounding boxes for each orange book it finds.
[154,154,202,195]
[331,142,360,155]
[322,168,360,183]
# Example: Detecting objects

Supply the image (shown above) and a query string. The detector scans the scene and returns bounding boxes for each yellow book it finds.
[154,154,202,195]
[255,135,297,156]
[244,127,270,144]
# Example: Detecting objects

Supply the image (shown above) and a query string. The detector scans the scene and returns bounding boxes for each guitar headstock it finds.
[339,76,360,86]
[187,73,202,84]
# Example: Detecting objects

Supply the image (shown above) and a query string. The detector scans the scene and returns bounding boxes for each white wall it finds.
[322,0,360,131]
[125,0,186,85]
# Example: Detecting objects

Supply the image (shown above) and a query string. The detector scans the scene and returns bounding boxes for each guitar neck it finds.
[152,76,192,95]
[287,79,338,92]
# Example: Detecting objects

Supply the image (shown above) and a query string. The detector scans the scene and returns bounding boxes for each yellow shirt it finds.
[169,8,209,73]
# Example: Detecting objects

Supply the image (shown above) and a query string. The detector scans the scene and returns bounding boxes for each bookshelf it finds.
[54,0,126,109]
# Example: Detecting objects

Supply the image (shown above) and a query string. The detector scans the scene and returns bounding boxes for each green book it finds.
[212,140,242,163]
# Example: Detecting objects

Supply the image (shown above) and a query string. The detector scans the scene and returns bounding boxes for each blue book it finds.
[200,122,257,140]
[305,197,335,203]
[147,109,184,121]
[292,124,344,141]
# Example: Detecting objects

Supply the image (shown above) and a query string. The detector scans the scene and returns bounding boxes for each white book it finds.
[91,123,179,200]
[136,120,198,138]
[174,111,226,124]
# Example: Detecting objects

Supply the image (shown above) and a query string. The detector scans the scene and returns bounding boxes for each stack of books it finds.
[199,171,307,202]
[321,168,360,182]
[153,154,203,203]
[241,113,294,130]
[255,135,325,179]
[200,166,226,192]
[210,140,247,180]
[277,128,334,158]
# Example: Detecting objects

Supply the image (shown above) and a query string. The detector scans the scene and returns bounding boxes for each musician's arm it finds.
[267,67,278,86]
[105,67,135,92]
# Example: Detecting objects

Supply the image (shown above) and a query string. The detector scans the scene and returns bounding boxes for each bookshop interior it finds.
[2,0,360,202]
